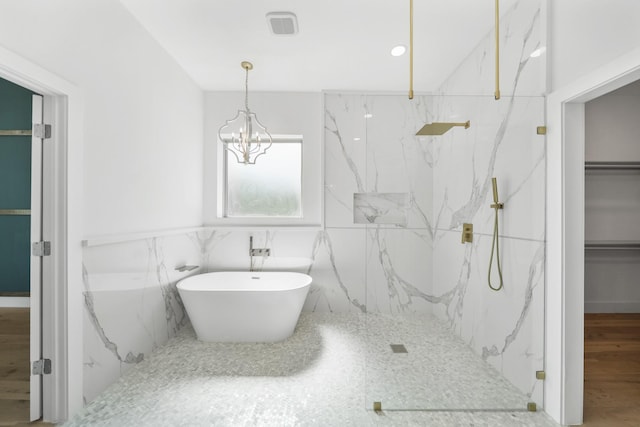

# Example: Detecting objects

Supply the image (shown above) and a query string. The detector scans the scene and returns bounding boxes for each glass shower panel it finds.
[364,94,545,411]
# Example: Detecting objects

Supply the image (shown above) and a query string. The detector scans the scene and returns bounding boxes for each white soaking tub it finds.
[177,271,312,342]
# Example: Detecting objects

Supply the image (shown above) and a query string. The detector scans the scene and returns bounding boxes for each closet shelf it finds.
[585,240,640,250]
[585,161,640,170]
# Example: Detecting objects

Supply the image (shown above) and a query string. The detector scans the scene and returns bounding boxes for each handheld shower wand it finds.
[488,177,504,291]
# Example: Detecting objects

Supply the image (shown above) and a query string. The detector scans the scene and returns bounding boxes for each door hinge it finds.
[33,123,52,139]
[32,359,52,375]
[536,126,547,135]
[32,241,51,257]
[536,370,546,380]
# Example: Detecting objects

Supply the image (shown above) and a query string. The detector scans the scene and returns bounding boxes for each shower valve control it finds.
[250,248,271,257]
[461,223,473,244]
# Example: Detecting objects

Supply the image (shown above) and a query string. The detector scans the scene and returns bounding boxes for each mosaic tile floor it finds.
[64,313,559,426]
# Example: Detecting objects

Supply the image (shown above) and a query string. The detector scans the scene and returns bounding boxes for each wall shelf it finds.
[585,161,640,170]
[585,241,640,251]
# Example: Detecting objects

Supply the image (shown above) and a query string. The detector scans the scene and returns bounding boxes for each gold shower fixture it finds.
[409,0,414,100]
[495,0,500,100]
[416,121,470,136]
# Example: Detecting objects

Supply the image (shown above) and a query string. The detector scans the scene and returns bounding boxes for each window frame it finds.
[222,135,304,219]
[213,132,321,228]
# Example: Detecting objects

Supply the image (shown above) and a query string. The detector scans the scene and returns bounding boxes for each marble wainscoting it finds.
[201,228,366,313]
[82,231,204,404]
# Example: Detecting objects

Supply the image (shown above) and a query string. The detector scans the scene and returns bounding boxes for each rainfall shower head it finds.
[416,120,470,136]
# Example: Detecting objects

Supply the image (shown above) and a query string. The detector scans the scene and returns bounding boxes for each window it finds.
[224,137,302,218]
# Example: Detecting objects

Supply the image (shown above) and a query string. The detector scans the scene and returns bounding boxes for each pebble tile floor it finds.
[63,313,559,426]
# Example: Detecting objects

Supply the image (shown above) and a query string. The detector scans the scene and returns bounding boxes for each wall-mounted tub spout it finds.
[488,177,504,291]
[249,236,271,257]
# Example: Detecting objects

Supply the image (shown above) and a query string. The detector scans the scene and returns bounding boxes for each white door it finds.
[29,94,43,421]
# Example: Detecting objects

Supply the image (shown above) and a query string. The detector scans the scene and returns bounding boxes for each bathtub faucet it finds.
[249,236,271,257]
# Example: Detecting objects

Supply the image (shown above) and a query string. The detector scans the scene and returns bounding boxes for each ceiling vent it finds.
[266,12,298,36]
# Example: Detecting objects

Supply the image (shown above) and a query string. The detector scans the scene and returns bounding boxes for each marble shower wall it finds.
[201,93,434,315]
[82,231,205,403]
[324,93,434,314]
[431,0,546,407]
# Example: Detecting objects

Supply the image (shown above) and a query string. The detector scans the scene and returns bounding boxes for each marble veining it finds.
[79,0,547,413]
[354,193,409,226]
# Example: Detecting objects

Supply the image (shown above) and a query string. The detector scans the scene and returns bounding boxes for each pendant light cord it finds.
[244,66,250,112]
[488,207,503,291]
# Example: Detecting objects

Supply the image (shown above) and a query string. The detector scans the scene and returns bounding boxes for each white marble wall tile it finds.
[199,228,366,313]
[438,0,545,97]
[324,94,368,228]
[202,229,317,273]
[365,95,434,230]
[365,228,433,314]
[304,229,367,313]
[432,230,544,406]
[82,233,202,403]
[431,95,545,241]
[354,193,409,226]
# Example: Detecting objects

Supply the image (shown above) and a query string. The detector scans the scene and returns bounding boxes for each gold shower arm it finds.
[416,120,470,136]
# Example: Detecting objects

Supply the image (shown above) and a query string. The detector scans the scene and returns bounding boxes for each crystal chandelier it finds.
[218,61,272,165]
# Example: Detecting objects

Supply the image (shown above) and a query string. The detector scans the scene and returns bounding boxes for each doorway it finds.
[546,50,640,425]
[0,76,45,423]
[582,81,640,425]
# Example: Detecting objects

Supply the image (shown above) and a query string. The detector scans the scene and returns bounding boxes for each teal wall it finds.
[0,77,34,293]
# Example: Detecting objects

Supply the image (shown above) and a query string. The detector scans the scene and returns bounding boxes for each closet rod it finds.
[0,130,32,136]
[585,241,640,250]
[585,161,640,170]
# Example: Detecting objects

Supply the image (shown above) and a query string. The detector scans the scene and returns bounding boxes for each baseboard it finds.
[585,301,640,313]
[0,297,30,308]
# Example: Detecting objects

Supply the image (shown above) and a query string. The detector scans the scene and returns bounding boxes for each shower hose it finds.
[488,205,504,291]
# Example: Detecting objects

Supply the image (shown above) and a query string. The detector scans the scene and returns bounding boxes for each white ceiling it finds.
[120,0,517,93]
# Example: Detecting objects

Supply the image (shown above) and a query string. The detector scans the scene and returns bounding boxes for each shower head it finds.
[416,120,470,136]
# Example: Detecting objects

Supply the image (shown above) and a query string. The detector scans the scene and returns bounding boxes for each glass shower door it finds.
[363,93,546,412]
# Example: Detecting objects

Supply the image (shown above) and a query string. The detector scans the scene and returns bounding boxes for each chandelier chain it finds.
[245,66,250,112]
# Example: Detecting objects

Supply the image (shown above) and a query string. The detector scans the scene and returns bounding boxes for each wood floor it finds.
[583,313,640,426]
[0,308,52,426]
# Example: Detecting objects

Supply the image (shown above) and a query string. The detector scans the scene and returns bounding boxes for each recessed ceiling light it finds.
[391,45,407,57]
[353,137,361,141]
[364,113,373,119]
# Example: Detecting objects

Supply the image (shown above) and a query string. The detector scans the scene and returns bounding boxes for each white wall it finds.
[549,1,640,91]
[0,1,204,420]
[0,0,203,236]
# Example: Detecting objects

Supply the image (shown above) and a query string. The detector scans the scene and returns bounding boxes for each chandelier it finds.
[218,61,272,165]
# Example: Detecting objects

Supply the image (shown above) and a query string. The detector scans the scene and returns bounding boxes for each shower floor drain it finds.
[390,344,408,353]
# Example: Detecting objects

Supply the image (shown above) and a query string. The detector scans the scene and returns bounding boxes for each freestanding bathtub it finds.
[177,271,312,342]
